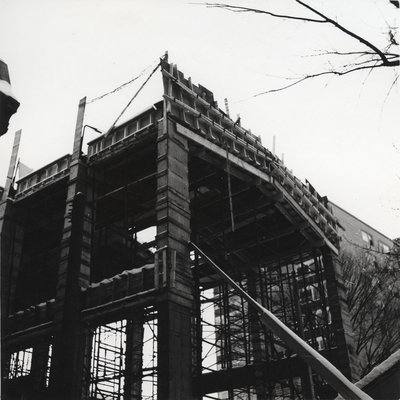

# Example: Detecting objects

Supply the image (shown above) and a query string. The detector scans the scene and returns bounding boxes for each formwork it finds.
[1,58,360,400]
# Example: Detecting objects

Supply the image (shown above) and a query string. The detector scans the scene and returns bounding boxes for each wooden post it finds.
[3,129,21,198]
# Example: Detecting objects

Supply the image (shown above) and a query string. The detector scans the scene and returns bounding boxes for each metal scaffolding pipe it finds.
[189,241,373,400]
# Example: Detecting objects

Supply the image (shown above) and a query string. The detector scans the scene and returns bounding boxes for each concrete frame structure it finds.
[1,59,362,399]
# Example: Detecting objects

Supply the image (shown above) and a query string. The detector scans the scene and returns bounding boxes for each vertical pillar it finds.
[1,130,24,378]
[192,255,203,387]
[30,342,51,392]
[50,98,93,399]
[0,129,22,317]
[292,272,315,400]
[50,192,89,399]
[322,246,360,381]
[125,314,145,400]
[0,204,24,318]
[156,119,195,399]
[247,270,268,399]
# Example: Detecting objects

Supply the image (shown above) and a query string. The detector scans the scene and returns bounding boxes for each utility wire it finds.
[87,59,159,104]
[105,61,161,135]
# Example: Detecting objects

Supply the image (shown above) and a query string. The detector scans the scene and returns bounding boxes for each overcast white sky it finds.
[1,0,399,238]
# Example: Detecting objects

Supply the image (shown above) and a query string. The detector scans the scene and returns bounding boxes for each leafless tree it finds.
[203,0,399,94]
[339,247,400,377]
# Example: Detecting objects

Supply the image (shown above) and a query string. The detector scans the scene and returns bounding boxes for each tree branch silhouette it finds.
[203,1,399,94]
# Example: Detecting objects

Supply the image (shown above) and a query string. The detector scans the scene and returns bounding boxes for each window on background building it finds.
[315,308,323,325]
[361,231,374,248]
[45,344,52,387]
[378,241,390,254]
[366,253,378,269]
[326,306,332,325]
[8,348,33,379]
[311,285,320,301]
[316,336,325,351]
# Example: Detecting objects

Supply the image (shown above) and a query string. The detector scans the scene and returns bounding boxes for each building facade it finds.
[1,59,372,399]
[331,202,393,257]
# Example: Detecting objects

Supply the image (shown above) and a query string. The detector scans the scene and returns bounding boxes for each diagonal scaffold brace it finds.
[188,241,373,400]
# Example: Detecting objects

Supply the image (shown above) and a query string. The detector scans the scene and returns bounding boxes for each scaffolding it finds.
[191,242,370,400]
[1,57,366,399]
[193,254,332,399]
[8,348,33,379]
[90,320,127,400]
[89,307,158,400]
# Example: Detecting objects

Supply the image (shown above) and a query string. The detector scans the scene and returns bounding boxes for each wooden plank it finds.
[81,287,161,322]
[162,68,262,146]
[3,321,57,348]
[72,98,86,160]
[199,356,305,395]
[3,129,21,198]
[164,94,272,161]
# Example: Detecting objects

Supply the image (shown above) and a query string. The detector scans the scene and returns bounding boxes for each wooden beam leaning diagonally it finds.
[189,242,373,400]
[3,129,21,198]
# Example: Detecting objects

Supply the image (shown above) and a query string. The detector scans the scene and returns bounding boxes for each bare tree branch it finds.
[253,63,389,96]
[294,0,398,66]
[303,50,399,58]
[382,73,399,107]
[202,0,399,94]
[201,2,326,23]
[340,250,400,376]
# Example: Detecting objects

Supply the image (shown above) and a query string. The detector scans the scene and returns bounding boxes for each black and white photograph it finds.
[1,1,399,399]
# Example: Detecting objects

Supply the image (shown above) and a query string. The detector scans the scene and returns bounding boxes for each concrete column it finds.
[0,201,26,391]
[156,119,195,399]
[0,200,25,317]
[50,98,93,399]
[157,300,193,400]
[1,129,22,317]
[49,192,90,399]
[247,270,268,399]
[30,342,51,392]
[125,314,145,400]
[322,246,360,381]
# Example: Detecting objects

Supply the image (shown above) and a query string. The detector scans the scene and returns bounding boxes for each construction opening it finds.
[1,56,374,400]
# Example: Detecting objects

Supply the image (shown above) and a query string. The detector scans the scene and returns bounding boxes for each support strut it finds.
[189,241,372,400]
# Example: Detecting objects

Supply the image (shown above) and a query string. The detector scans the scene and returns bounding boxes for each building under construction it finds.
[1,58,366,400]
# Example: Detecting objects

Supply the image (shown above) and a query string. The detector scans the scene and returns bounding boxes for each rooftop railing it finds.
[87,102,163,159]
[16,154,71,198]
